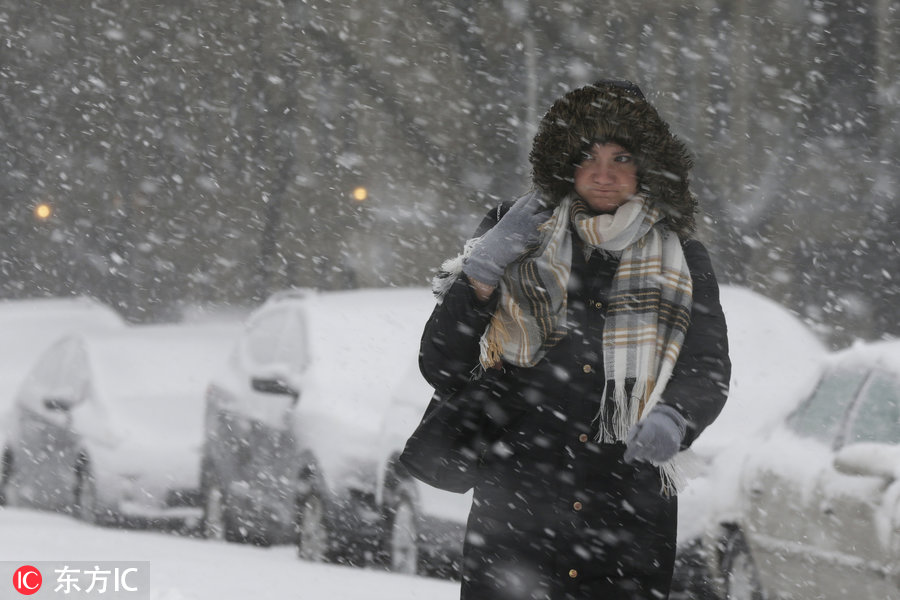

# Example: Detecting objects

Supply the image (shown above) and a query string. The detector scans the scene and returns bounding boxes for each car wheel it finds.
[74,465,98,524]
[295,484,329,562]
[202,480,228,541]
[722,531,764,600]
[201,472,247,543]
[382,480,420,575]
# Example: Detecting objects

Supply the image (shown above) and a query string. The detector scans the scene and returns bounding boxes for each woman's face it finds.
[573,143,638,213]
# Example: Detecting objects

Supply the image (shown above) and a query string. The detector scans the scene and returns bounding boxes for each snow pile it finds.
[0,508,459,600]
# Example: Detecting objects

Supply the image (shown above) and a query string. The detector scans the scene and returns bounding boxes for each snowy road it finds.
[0,508,459,600]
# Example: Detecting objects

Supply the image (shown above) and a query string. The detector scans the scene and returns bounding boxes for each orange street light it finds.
[352,186,368,202]
[34,203,52,220]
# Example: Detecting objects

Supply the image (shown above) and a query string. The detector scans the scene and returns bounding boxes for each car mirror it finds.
[833,442,900,480]
[43,398,74,412]
[251,377,300,403]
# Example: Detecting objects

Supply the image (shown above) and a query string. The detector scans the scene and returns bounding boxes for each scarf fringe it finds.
[479,316,510,370]
[659,449,703,495]
[432,237,480,302]
[596,380,647,443]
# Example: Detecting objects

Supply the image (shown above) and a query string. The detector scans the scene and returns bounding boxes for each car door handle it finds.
[820,502,834,515]
[749,486,764,498]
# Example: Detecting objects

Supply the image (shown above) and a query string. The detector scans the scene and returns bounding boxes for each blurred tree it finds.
[0,0,896,347]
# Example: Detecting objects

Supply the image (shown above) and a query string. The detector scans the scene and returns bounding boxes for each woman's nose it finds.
[591,162,614,182]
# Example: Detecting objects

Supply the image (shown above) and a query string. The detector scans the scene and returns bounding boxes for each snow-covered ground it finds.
[0,507,458,600]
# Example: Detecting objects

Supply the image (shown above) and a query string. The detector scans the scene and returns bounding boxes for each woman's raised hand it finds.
[462,190,552,287]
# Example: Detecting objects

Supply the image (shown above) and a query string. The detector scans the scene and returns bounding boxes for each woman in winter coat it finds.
[416,79,731,600]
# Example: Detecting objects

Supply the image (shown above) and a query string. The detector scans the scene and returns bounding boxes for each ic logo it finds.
[13,565,42,595]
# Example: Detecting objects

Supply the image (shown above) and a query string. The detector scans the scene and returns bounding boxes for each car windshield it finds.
[787,366,868,444]
[242,306,308,375]
[845,371,900,445]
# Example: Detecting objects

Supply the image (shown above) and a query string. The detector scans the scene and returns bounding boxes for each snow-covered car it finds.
[198,287,434,568]
[671,286,827,598]
[696,339,900,600]
[374,358,472,576]
[0,297,125,439]
[0,323,239,529]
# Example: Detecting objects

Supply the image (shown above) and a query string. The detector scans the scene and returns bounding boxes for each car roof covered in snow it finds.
[825,338,900,374]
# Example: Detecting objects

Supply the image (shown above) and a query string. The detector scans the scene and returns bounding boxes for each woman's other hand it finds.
[623,404,687,464]
[462,190,551,290]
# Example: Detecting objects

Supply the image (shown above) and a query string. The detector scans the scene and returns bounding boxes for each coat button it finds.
[582,364,592,374]
[593,300,603,310]
[578,433,589,443]
[573,501,583,511]
[568,569,578,578]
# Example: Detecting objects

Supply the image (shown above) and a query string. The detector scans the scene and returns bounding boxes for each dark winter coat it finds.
[417,81,731,600]
[419,205,729,600]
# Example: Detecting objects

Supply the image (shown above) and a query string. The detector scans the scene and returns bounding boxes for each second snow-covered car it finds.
[702,340,900,600]
[199,287,434,568]
[671,285,826,598]
[0,323,238,527]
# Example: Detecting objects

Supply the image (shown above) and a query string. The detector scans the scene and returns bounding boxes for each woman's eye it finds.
[615,154,633,163]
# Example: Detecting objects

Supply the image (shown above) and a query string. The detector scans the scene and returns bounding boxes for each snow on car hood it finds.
[692,286,827,454]
[677,286,828,542]
[81,324,239,453]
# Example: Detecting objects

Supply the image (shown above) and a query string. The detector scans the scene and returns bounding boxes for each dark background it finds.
[1,0,897,348]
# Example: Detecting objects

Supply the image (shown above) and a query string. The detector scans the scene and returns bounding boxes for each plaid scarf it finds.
[480,195,693,445]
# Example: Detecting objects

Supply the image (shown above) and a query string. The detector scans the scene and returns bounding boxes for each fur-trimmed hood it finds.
[529,80,697,237]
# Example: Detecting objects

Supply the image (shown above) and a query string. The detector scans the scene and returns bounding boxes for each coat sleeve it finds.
[418,205,509,393]
[661,239,731,448]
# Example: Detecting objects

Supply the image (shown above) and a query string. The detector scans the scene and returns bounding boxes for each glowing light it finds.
[352,187,368,202]
[34,203,52,220]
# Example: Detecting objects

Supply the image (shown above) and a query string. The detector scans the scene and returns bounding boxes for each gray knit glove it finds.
[623,404,687,465]
[462,190,551,286]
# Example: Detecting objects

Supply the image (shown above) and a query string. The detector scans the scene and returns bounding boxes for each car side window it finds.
[845,372,900,445]
[244,309,290,367]
[59,343,89,400]
[243,306,308,373]
[788,367,868,443]
[18,337,83,412]
[287,309,309,373]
